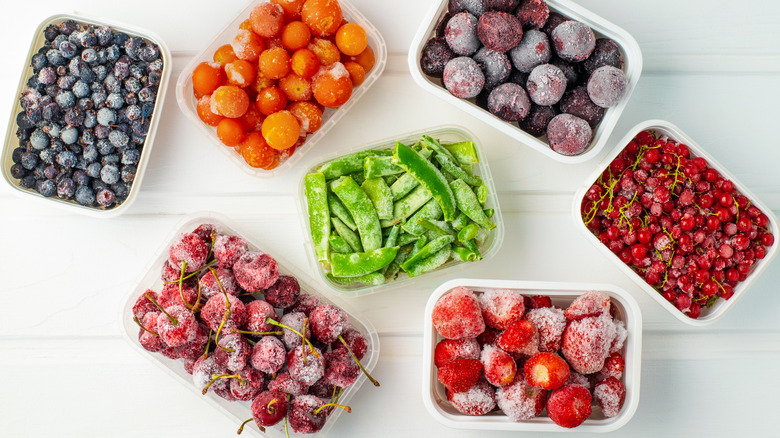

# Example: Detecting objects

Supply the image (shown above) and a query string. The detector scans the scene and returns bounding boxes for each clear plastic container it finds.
[1,13,172,217]
[408,0,642,164]
[297,125,504,296]
[119,213,380,437]
[175,0,387,177]
[572,120,780,326]
[422,279,642,433]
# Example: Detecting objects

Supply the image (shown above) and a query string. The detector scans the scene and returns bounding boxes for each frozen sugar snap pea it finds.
[304,173,330,263]
[331,175,383,252]
[319,150,392,180]
[451,179,496,230]
[330,247,399,277]
[393,142,457,222]
[361,177,394,221]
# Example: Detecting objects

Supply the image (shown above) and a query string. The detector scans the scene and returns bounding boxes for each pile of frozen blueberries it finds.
[9,19,163,209]
[419,0,628,156]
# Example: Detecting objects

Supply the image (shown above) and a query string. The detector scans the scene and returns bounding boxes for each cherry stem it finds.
[132,315,159,336]
[162,259,217,285]
[145,292,177,325]
[201,329,213,360]
[266,318,321,359]
[284,409,290,438]
[177,261,196,312]
[201,373,244,395]
[338,335,380,387]
[236,418,264,434]
[266,398,279,415]
[230,329,283,336]
[314,403,351,415]
[212,267,233,353]
[301,318,309,364]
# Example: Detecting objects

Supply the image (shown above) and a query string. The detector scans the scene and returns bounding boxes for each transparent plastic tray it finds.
[175,0,387,177]
[119,213,380,437]
[297,125,504,296]
[423,279,642,433]
[408,0,642,164]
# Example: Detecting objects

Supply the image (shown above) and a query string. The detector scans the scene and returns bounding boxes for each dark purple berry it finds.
[44,24,59,42]
[542,12,567,38]
[57,177,76,199]
[445,12,480,56]
[121,148,141,165]
[551,21,595,62]
[73,169,90,186]
[75,185,95,205]
[526,63,567,106]
[56,151,78,168]
[420,37,456,78]
[100,164,120,184]
[560,86,605,128]
[477,11,522,53]
[516,0,549,29]
[485,0,520,12]
[448,0,487,17]
[518,104,557,137]
[30,129,49,150]
[443,56,485,99]
[44,164,58,180]
[140,44,160,62]
[549,56,582,90]
[121,165,137,183]
[96,187,116,207]
[38,67,58,85]
[58,20,79,35]
[583,39,623,75]
[10,163,27,179]
[587,65,627,108]
[487,82,530,121]
[473,47,511,91]
[547,113,592,156]
[508,29,551,73]
[435,12,451,38]
[36,179,57,197]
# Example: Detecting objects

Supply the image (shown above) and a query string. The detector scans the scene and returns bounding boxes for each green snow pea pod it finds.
[384,174,399,186]
[361,177,394,221]
[364,156,404,179]
[401,235,455,271]
[443,141,479,165]
[327,272,386,286]
[451,179,495,230]
[329,234,353,254]
[435,152,482,187]
[393,142,457,221]
[330,246,399,277]
[483,208,494,218]
[451,245,479,262]
[384,244,412,279]
[384,225,400,248]
[397,232,420,247]
[420,219,456,236]
[420,135,458,164]
[457,223,479,242]
[331,175,383,251]
[401,198,443,236]
[328,192,357,231]
[408,234,428,259]
[405,244,452,277]
[390,172,420,201]
[461,239,482,260]
[319,150,392,180]
[380,184,433,227]
[332,216,363,253]
[304,172,330,263]
[451,212,470,231]
[476,184,488,205]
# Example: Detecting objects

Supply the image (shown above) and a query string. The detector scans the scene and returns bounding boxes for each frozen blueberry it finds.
[140,44,160,63]
[94,125,110,140]
[10,163,27,179]
[147,69,162,86]
[83,111,97,129]
[44,24,59,42]
[57,177,75,199]
[82,144,99,162]
[508,29,551,73]
[124,37,144,60]
[583,39,623,75]
[101,153,120,166]
[109,130,129,148]
[17,111,35,130]
[484,0,520,12]
[448,0,487,17]
[21,175,37,189]
[551,21,596,62]
[30,129,50,150]
[80,48,98,64]
[132,118,150,136]
[53,35,68,48]
[473,47,512,90]
[75,185,95,206]
[100,164,120,184]
[487,82,530,121]
[73,169,90,186]
[46,49,66,67]
[42,102,61,121]
[44,164,58,180]
[121,165,137,183]
[56,151,78,168]
[91,90,107,107]
[63,108,85,126]
[445,12,481,56]
[518,104,557,137]
[12,147,25,164]
[55,91,76,109]
[140,103,154,118]
[72,80,90,98]
[86,161,102,178]
[93,64,108,82]
[77,97,94,111]
[59,20,79,35]
[111,182,131,199]
[547,113,592,155]
[516,0,549,29]
[560,86,605,128]
[526,63,567,106]
[105,44,121,62]
[38,67,58,85]
[443,56,485,99]
[121,148,141,165]
[104,74,121,94]
[95,26,112,46]
[80,127,95,145]
[587,65,627,108]
[78,30,97,48]
[60,126,79,145]
[96,107,116,126]
[39,147,56,165]
[477,11,522,53]
[420,37,456,78]
[106,93,124,109]
[96,187,116,207]
[37,179,57,197]
[57,75,78,90]
[114,57,131,79]
[58,40,77,59]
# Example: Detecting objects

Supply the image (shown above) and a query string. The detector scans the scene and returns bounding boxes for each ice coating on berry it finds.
[268,370,309,396]
[323,349,360,387]
[215,333,251,372]
[443,56,485,99]
[473,47,512,91]
[610,319,627,354]
[565,290,611,321]
[174,324,209,361]
[524,306,566,352]
[497,319,539,356]
[565,371,591,390]
[481,344,517,386]
[252,390,288,427]
[161,262,179,283]
[138,312,163,352]
[193,355,228,394]
[309,378,336,399]
[291,293,322,316]
[516,0,549,29]
[446,379,496,416]
[593,376,625,417]
[420,37,456,78]
[250,336,287,374]
[432,287,486,339]
[518,104,557,137]
[445,12,480,56]
[264,274,300,309]
[560,86,605,128]
[198,267,239,299]
[200,293,247,331]
[546,113,592,156]
[485,0,520,12]
[478,288,526,330]
[448,0,487,18]
[230,368,264,401]
[159,282,199,309]
[599,352,625,380]
[509,29,551,73]
[583,38,623,76]
[289,395,327,433]
[244,299,277,333]
[495,378,547,421]
[487,83,530,122]
[434,337,481,367]
[213,234,248,269]
[310,304,348,343]
[437,358,483,393]
[333,327,368,360]
[526,63,567,106]
[542,12,567,38]
[288,345,325,385]
[551,21,595,62]
[168,232,208,273]
[546,384,592,428]
[587,65,627,108]
[562,314,617,374]
[192,223,216,243]
[233,251,279,292]
[156,305,198,347]
[477,11,523,53]
[279,311,311,349]
[133,289,158,320]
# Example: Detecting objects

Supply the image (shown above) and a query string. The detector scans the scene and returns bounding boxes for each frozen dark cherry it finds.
[551,20,595,62]
[546,114,592,156]
[310,304,349,343]
[516,0,549,29]
[264,274,300,309]
[213,234,248,269]
[169,232,209,273]
[518,104,557,137]
[559,86,605,128]
[233,251,279,292]
[420,37,456,78]
[251,390,288,427]
[477,11,523,53]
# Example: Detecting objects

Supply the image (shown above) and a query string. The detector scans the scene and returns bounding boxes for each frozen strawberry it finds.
[243,299,277,333]
[610,319,628,354]
[477,326,500,346]
[481,344,517,387]
[264,274,301,309]
[310,304,348,343]
[198,267,240,299]
[524,306,566,352]
[477,288,525,330]
[168,232,209,274]
[432,287,486,339]
[323,348,360,388]
[133,289,159,320]
[251,390,288,427]
[564,290,611,321]
[268,370,309,396]
[524,352,570,390]
[524,294,552,309]
[598,352,625,380]
[156,305,198,347]
[446,379,497,416]
[562,314,617,374]
[495,377,547,421]
[233,251,279,292]
[214,333,251,372]
[546,384,592,428]
[200,293,247,332]
[593,377,625,417]
[565,371,592,390]
[434,338,481,367]
[287,344,325,386]
[158,282,200,310]
[437,358,483,393]
[497,320,539,356]
[212,233,248,268]
[250,336,287,374]
[331,327,368,360]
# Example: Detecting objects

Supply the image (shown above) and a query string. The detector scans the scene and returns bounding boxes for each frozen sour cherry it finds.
[546,113,592,156]
[443,56,485,99]
[445,12,481,56]
[587,65,627,108]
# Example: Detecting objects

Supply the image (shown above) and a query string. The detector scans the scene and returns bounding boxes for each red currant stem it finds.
[314,403,351,415]
[266,318,321,358]
[132,315,159,336]
[201,373,244,395]
[201,329,213,360]
[338,334,380,387]
[176,261,197,312]
[212,267,233,353]
[145,292,178,325]
[236,418,264,434]
[162,259,218,285]
[230,329,283,336]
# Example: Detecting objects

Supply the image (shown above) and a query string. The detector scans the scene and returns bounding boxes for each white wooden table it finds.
[2,0,779,436]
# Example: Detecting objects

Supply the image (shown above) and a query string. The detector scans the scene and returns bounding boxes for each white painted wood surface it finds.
[2,0,779,436]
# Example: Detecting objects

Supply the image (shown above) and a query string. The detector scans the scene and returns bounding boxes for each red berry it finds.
[432,287,486,340]
[437,358,483,393]
[546,385,592,428]
[434,338,481,367]
[524,352,570,390]
[593,377,626,418]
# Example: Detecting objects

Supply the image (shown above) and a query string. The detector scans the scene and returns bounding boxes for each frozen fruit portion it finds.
[169,232,209,273]
[497,319,539,356]
[432,286,486,339]
[243,299,277,333]
[447,379,497,416]
[524,306,566,352]
[485,0,520,12]
[560,86,604,128]
[508,29,551,74]
[138,312,163,352]
[593,376,625,417]
[495,377,547,421]
[420,37,456,78]
[200,293,247,332]
[279,311,311,349]
[518,104,557,137]
[332,327,368,360]
[443,56,485,99]
[287,344,325,385]
[473,47,512,91]
[437,358,483,393]
[156,305,198,348]
[268,370,309,396]
[213,234,248,269]
[562,314,616,374]
[598,351,625,380]
[250,335,287,374]
[477,288,526,330]
[310,303,348,343]
[230,368,264,401]
[133,290,159,320]
[264,274,301,309]
[582,38,623,75]
[323,348,360,387]
[233,251,280,292]
[526,63,567,106]
[587,65,627,108]
[434,337,481,367]
[198,267,240,300]
[524,352,570,390]
[288,395,330,434]
[546,384,592,428]
[477,11,523,53]
[516,0,549,29]
[487,83,531,122]
[445,12,481,56]
[610,319,627,354]
[564,290,611,321]
[551,21,595,62]
[252,390,288,427]
[449,0,487,17]
[481,344,517,387]
[565,371,591,390]
[214,333,251,372]
[546,113,592,156]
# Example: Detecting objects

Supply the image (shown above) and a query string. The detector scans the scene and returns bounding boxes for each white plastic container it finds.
[572,120,779,325]
[408,0,642,164]
[175,0,387,177]
[1,13,172,217]
[423,279,642,432]
[298,125,504,296]
[119,213,380,437]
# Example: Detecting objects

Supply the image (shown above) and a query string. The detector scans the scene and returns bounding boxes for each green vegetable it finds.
[452,245,479,262]
[443,141,479,165]
[330,247,399,277]
[364,156,404,179]
[319,150,392,180]
[304,173,330,263]
[331,175,383,251]
[361,177,394,221]
[461,239,482,260]
[400,198,443,236]
[401,235,455,271]
[397,232,419,247]
[380,184,433,227]
[457,223,479,242]
[389,172,420,201]
[421,135,458,164]
[332,216,362,253]
[435,152,482,187]
[327,272,385,286]
[329,234,353,254]
[383,225,400,248]
[476,184,488,205]
[393,142,456,221]
[451,179,495,230]
[328,192,357,231]
[405,244,452,277]
[420,219,455,236]
[451,212,470,231]
[384,244,412,279]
